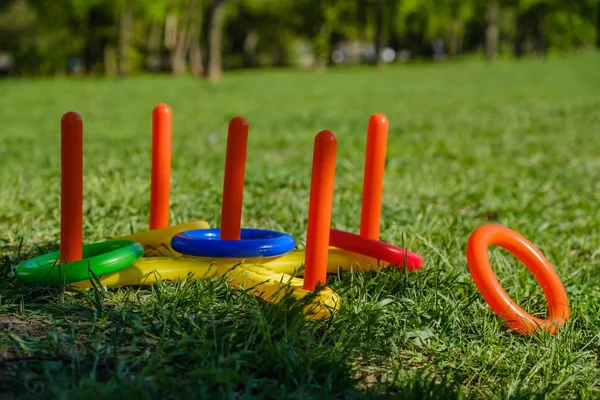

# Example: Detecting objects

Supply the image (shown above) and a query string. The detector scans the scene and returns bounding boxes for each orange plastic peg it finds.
[60,112,84,264]
[303,130,337,291]
[150,104,173,230]
[220,117,249,240]
[360,113,388,240]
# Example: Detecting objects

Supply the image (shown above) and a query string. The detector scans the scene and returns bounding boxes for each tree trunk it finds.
[514,10,526,58]
[485,0,500,62]
[118,5,133,76]
[171,37,189,75]
[243,30,258,68]
[313,26,331,69]
[374,0,385,66]
[189,0,204,77]
[171,12,190,75]
[147,22,162,53]
[595,1,600,48]
[387,0,401,50]
[165,13,178,51]
[206,0,228,81]
[189,38,203,77]
[448,19,463,58]
[104,44,118,76]
[146,22,163,72]
[357,0,368,40]
[533,4,547,58]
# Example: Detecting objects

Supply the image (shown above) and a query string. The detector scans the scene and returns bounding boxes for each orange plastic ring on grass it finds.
[466,224,570,335]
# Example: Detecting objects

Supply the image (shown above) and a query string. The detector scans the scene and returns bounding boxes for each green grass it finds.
[1,51,600,399]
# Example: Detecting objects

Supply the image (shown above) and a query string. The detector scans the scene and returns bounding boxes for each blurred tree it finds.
[0,0,598,76]
[117,0,133,76]
[232,0,296,68]
[168,0,193,75]
[284,0,360,68]
[206,0,230,81]
[357,0,368,40]
[294,0,339,68]
[189,0,204,77]
[143,0,167,72]
[445,0,476,58]
[398,0,477,59]
[373,0,385,66]
[512,0,598,57]
[0,0,89,74]
[0,0,37,57]
[514,0,547,57]
[486,0,500,62]
[597,0,600,48]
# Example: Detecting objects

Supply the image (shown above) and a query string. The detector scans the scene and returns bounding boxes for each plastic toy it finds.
[14,105,424,320]
[12,104,573,335]
[150,104,173,230]
[14,113,146,285]
[170,228,297,258]
[466,224,570,335]
[15,240,143,285]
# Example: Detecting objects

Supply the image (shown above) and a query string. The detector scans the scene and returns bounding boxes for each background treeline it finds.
[1,0,599,80]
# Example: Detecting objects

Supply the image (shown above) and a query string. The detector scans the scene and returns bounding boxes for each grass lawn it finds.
[1,52,599,399]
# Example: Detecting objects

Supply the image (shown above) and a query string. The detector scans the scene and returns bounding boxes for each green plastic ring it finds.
[15,240,144,285]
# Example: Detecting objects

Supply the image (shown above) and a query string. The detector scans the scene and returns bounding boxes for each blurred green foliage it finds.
[0,0,598,76]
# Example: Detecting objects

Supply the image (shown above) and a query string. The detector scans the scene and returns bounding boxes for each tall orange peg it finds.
[60,112,84,264]
[359,113,388,240]
[303,130,337,291]
[150,104,173,230]
[220,117,249,240]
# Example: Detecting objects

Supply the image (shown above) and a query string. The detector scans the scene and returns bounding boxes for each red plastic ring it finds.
[329,229,423,270]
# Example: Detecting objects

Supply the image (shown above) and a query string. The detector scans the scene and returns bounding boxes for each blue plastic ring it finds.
[171,228,296,258]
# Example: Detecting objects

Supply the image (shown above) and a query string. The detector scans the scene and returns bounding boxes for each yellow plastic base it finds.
[69,248,385,287]
[114,221,389,275]
[116,220,211,257]
[70,221,390,320]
